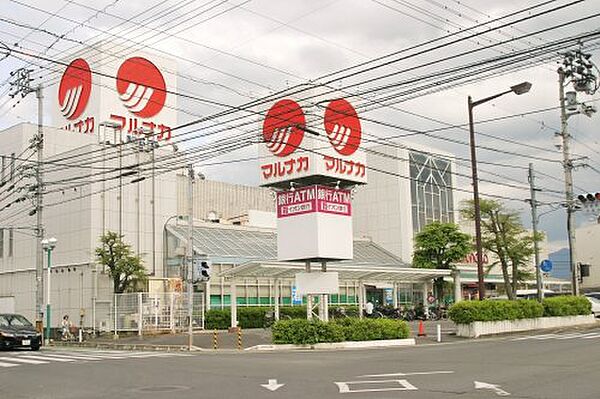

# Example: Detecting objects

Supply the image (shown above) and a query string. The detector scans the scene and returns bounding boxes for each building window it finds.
[0,228,3,258]
[409,151,454,234]
[8,228,13,257]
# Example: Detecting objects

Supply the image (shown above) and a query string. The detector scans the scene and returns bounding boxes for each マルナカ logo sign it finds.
[116,57,166,118]
[58,58,92,121]
[324,98,361,156]
[262,99,305,157]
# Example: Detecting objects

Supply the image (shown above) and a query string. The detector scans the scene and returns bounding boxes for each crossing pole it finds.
[527,163,543,301]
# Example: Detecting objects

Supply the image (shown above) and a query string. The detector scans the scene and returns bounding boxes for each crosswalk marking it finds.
[18,355,76,362]
[0,357,48,365]
[513,331,600,341]
[0,350,190,370]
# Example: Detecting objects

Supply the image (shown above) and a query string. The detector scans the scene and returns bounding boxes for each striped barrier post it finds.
[213,329,218,350]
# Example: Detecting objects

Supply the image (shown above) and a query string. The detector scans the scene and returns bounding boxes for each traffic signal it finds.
[577,192,600,203]
[192,255,211,283]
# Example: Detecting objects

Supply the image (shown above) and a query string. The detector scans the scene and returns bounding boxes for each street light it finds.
[41,237,57,345]
[468,82,532,300]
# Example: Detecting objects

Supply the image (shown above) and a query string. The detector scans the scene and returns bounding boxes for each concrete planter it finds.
[456,315,597,338]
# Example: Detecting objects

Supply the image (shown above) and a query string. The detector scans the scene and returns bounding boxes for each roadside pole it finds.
[528,163,543,301]
[186,164,195,351]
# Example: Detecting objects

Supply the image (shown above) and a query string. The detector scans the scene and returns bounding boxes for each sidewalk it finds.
[51,320,459,351]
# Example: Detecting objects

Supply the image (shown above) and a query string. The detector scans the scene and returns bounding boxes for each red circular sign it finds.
[262,99,305,157]
[58,58,92,121]
[116,57,166,118]
[324,99,361,156]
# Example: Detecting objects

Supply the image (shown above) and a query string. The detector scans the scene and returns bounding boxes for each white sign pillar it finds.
[392,282,398,308]
[230,280,238,329]
[305,261,312,320]
[358,281,365,319]
[453,269,463,303]
[274,279,280,321]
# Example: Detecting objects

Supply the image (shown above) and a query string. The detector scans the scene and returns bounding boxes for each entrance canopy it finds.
[220,260,451,283]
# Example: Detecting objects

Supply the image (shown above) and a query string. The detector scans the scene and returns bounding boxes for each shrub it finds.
[542,296,591,317]
[205,309,230,330]
[271,318,410,344]
[280,306,307,319]
[334,318,410,341]
[272,319,345,345]
[205,306,308,329]
[237,307,268,329]
[448,300,544,324]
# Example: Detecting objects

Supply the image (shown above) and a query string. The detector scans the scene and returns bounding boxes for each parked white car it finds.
[586,296,600,317]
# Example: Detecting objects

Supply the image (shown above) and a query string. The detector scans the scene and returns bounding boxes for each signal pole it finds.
[186,164,195,351]
[527,163,543,301]
[9,68,45,325]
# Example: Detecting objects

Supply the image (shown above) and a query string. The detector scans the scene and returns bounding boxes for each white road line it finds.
[0,361,19,368]
[34,353,102,361]
[555,333,586,340]
[17,355,76,362]
[0,357,48,365]
[581,333,600,339]
[360,371,454,378]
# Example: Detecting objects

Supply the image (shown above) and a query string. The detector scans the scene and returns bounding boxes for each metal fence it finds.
[100,292,204,335]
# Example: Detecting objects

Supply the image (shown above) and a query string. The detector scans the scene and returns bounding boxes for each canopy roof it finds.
[220,261,452,282]
[167,223,451,283]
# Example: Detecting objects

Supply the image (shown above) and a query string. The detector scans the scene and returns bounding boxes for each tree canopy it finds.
[461,199,543,299]
[95,231,147,294]
[413,222,473,270]
[413,222,472,303]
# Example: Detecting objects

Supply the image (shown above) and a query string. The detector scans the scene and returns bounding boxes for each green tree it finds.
[95,231,147,294]
[461,199,543,300]
[412,222,472,301]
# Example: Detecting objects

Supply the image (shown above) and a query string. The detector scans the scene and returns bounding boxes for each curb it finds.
[49,342,197,352]
[245,338,416,351]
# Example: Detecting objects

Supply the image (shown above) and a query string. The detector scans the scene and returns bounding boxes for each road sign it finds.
[540,259,553,273]
[291,285,302,305]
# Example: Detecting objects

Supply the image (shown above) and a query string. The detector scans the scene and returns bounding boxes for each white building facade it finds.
[353,143,458,263]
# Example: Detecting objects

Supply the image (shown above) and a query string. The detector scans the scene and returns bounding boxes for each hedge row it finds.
[448,296,591,324]
[542,296,592,317]
[204,306,359,330]
[271,318,410,345]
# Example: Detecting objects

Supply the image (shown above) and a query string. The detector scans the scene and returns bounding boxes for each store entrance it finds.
[365,286,384,306]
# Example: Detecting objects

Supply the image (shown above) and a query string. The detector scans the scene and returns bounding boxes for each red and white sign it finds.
[263,99,305,157]
[277,185,351,218]
[116,57,166,118]
[58,58,92,121]
[52,45,177,143]
[324,99,361,156]
[259,97,367,188]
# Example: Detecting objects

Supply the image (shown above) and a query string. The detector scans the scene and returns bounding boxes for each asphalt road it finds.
[1,329,599,399]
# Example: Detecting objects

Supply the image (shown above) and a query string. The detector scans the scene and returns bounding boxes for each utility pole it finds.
[527,163,543,301]
[9,68,44,326]
[558,68,579,296]
[186,164,194,351]
[557,48,598,296]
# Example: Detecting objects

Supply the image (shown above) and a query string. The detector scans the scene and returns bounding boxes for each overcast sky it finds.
[0,0,599,251]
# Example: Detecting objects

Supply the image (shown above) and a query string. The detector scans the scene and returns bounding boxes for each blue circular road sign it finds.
[540,259,553,273]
